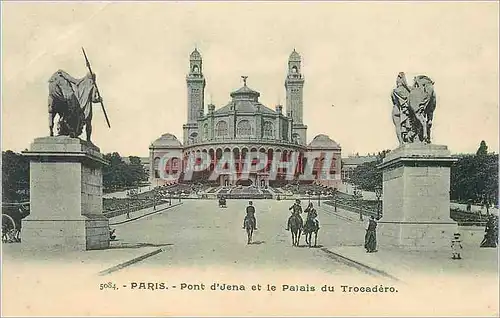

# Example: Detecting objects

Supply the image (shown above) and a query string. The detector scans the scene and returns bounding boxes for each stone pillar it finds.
[255,112,262,139]
[21,136,110,251]
[275,116,281,141]
[239,152,242,175]
[378,143,458,250]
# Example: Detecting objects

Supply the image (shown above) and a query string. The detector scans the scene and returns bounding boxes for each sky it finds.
[2,1,499,157]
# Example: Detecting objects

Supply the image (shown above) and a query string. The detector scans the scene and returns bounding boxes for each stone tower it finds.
[285,49,307,146]
[183,48,206,145]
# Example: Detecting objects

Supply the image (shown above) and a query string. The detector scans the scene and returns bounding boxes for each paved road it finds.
[5,199,496,316]
[111,199,368,274]
[100,200,450,316]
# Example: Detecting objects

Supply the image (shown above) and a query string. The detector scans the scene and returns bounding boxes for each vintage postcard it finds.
[1,1,499,316]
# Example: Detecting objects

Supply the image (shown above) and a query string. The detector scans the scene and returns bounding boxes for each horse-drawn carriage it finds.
[2,214,19,243]
[2,205,29,243]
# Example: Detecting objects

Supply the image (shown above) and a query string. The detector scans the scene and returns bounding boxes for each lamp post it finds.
[179,191,183,203]
[375,185,382,220]
[153,188,157,211]
[167,191,172,206]
[484,194,491,216]
[126,190,131,219]
[318,191,323,207]
[333,188,338,212]
[354,185,363,221]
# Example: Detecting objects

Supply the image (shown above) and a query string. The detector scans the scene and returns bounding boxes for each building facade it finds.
[149,49,342,188]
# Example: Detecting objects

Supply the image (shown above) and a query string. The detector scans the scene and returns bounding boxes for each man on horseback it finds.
[243,201,257,230]
[304,202,320,231]
[286,199,303,231]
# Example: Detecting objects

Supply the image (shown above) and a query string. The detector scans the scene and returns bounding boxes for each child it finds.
[451,233,463,260]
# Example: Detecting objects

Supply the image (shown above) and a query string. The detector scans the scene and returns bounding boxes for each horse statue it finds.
[303,205,319,248]
[48,70,101,141]
[391,72,436,144]
[243,217,255,244]
[289,214,303,247]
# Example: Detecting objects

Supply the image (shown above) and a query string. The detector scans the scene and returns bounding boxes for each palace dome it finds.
[150,133,182,148]
[214,79,276,115]
[308,134,341,149]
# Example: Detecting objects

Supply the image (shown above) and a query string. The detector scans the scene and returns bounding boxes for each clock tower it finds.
[285,49,307,145]
[183,48,206,145]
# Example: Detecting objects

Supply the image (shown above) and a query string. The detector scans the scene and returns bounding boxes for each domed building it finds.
[307,134,342,187]
[149,49,341,188]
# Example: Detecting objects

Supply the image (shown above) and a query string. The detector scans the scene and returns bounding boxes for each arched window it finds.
[189,132,198,144]
[237,120,252,136]
[291,66,298,73]
[215,121,228,137]
[263,121,274,138]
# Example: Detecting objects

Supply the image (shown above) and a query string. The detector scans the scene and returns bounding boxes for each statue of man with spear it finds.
[47,47,111,142]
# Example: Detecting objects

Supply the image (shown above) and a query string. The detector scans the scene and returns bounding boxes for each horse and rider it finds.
[243,201,257,244]
[284,199,320,247]
[243,201,257,231]
[286,199,304,231]
[285,199,320,230]
[303,202,320,247]
[304,202,320,231]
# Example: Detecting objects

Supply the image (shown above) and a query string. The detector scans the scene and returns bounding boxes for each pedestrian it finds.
[480,215,498,248]
[451,233,463,259]
[364,216,378,253]
[109,227,117,241]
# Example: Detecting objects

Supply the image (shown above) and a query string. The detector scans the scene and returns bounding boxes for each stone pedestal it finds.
[21,136,109,251]
[378,143,458,250]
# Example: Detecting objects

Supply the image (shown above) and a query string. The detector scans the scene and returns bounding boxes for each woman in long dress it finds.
[364,216,378,253]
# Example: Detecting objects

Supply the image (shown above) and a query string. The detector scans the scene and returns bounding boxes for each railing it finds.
[323,200,378,218]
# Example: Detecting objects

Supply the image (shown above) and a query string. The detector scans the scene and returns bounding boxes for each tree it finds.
[450,155,478,202]
[103,152,127,191]
[476,140,488,156]
[102,153,148,192]
[128,156,148,184]
[350,161,382,192]
[450,151,498,205]
[349,152,390,192]
[2,151,30,202]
